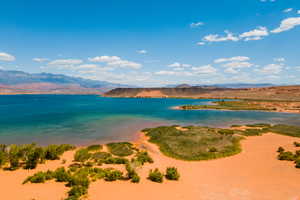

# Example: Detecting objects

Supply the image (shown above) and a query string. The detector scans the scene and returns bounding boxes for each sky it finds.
[0,0,300,86]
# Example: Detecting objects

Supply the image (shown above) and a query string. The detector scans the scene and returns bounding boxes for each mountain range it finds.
[0,70,130,94]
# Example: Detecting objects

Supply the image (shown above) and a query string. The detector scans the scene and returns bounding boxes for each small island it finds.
[177,100,300,114]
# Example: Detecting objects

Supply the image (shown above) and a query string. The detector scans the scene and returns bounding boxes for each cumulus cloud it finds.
[137,50,147,54]
[224,67,239,74]
[191,65,217,74]
[154,71,192,76]
[0,52,15,61]
[190,22,204,28]
[259,63,283,74]
[214,56,250,63]
[223,62,253,69]
[88,56,142,69]
[33,58,48,62]
[48,59,83,65]
[202,31,239,42]
[239,26,269,41]
[271,17,300,33]
[168,62,191,68]
[283,8,293,13]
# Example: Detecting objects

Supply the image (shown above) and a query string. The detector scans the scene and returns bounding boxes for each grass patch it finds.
[86,144,102,152]
[106,142,134,157]
[143,126,242,161]
[180,101,274,111]
[267,124,300,138]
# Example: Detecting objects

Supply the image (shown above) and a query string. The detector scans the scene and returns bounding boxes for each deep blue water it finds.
[0,95,299,145]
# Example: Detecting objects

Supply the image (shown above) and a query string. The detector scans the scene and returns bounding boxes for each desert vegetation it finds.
[0,143,75,170]
[142,125,243,161]
[179,100,300,114]
[16,141,180,200]
[277,145,300,169]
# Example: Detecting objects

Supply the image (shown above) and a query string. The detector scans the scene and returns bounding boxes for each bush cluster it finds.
[106,142,134,157]
[165,167,180,180]
[277,146,300,169]
[148,168,164,183]
[0,143,75,170]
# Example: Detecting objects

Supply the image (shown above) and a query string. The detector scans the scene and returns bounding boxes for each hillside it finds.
[0,70,130,94]
[104,86,300,101]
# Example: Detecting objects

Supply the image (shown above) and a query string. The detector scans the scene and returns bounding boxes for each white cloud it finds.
[214,56,250,63]
[137,50,147,54]
[283,8,293,13]
[33,58,48,62]
[154,71,192,76]
[190,22,204,28]
[77,64,98,69]
[202,31,239,42]
[296,66,300,71]
[274,57,285,62]
[0,52,15,61]
[224,67,239,74]
[239,26,269,41]
[168,62,191,68]
[191,65,217,74]
[48,59,83,65]
[259,63,283,74]
[298,10,300,14]
[88,56,142,69]
[271,17,300,33]
[0,66,4,70]
[223,62,253,69]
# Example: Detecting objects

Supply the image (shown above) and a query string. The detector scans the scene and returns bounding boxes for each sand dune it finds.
[1,133,300,200]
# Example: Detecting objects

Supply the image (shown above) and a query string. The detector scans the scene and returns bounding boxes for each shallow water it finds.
[0,95,299,145]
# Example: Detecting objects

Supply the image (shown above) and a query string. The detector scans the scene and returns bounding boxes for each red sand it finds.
[1,133,300,200]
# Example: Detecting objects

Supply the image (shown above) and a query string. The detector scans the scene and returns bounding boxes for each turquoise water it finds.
[0,95,299,145]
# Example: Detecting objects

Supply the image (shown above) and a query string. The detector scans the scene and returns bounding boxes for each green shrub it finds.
[165,167,180,181]
[104,170,123,181]
[277,147,285,153]
[23,171,53,184]
[278,151,295,161]
[74,149,91,162]
[104,157,128,164]
[131,173,140,183]
[0,149,8,168]
[134,151,153,165]
[86,144,102,152]
[68,185,88,199]
[106,142,134,157]
[295,159,300,168]
[24,147,44,169]
[148,168,163,183]
[53,167,71,182]
[294,142,300,147]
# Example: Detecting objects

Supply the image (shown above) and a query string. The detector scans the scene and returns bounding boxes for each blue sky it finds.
[0,0,300,86]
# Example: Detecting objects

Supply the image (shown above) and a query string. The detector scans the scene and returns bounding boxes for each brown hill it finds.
[104,85,300,101]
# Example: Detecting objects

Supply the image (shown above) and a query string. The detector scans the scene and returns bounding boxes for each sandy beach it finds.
[0,132,300,200]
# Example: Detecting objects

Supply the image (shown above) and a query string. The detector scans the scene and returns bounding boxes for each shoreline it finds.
[1,129,300,200]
